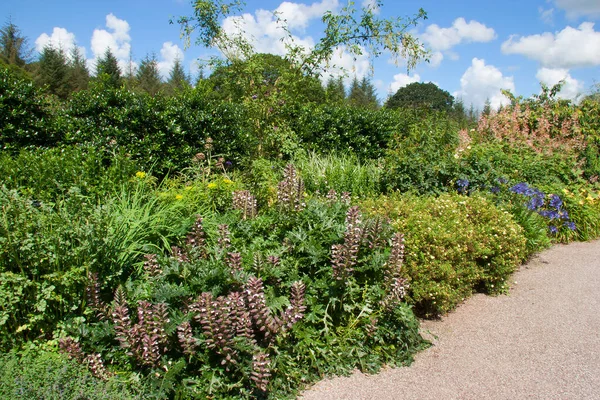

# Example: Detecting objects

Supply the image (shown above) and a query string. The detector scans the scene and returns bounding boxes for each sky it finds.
[2,0,600,110]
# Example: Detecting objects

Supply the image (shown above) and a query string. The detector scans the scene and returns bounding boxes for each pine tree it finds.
[166,57,190,95]
[0,19,31,67]
[136,53,162,96]
[67,46,89,93]
[35,44,70,99]
[359,76,379,109]
[96,48,122,88]
[325,76,345,103]
[348,76,364,107]
[482,98,492,116]
[121,51,137,90]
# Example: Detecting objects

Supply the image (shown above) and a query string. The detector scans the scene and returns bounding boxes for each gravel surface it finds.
[300,240,600,400]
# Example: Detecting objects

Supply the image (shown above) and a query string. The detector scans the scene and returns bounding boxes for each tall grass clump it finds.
[293,151,383,198]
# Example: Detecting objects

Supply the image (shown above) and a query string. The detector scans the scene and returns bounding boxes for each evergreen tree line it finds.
[0,18,479,124]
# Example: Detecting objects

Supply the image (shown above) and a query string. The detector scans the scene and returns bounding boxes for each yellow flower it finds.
[135,171,146,179]
[587,195,595,203]
[223,178,233,185]
[207,183,217,189]
[175,194,183,200]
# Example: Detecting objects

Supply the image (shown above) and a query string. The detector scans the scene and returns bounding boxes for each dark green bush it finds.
[0,66,61,151]
[382,110,460,194]
[456,142,582,190]
[63,84,250,175]
[363,193,527,317]
[292,104,403,160]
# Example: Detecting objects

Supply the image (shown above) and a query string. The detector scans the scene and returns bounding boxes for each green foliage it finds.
[294,103,401,160]
[456,142,582,190]
[176,1,428,75]
[0,20,31,68]
[135,54,162,96]
[383,109,460,194]
[58,173,425,398]
[325,75,346,103]
[0,164,191,349]
[0,65,61,151]
[0,349,141,399]
[385,82,454,113]
[35,45,71,99]
[95,48,122,88]
[294,151,384,198]
[363,193,527,317]
[165,57,190,95]
[348,76,379,109]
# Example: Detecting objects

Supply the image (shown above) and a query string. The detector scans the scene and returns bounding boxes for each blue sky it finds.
[2,0,600,109]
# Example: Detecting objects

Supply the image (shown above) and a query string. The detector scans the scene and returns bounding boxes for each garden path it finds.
[300,240,600,399]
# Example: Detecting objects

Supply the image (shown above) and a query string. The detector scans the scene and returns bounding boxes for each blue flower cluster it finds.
[509,182,576,234]
[456,179,469,194]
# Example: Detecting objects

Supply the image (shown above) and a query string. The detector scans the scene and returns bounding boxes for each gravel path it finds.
[300,240,600,400]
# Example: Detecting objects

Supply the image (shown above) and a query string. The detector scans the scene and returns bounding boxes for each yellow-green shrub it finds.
[363,193,527,317]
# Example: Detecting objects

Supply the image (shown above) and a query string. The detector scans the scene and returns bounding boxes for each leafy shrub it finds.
[63,84,250,175]
[292,104,403,160]
[382,110,460,194]
[456,142,582,190]
[0,66,61,151]
[0,349,140,399]
[363,193,527,317]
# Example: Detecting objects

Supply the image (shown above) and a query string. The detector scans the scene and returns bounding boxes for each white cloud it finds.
[320,45,371,86]
[361,0,380,14]
[429,51,444,68]
[535,67,583,100]
[221,0,374,80]
[275,0,339,31]
[554,0,600,18]
[157,42,185,80]
[539,7,554,25]
[35,27,85,59]
[501,23,600,69]
[422,17,496,52]
[454,58,515,111]
[388,72,421,94]
[89,13,132,74]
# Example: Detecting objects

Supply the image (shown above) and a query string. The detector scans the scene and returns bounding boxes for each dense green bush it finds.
[293,104,403,160]
[456,142,582,190]
[0,176,194,349]
[363,193,527,317]
[0,66,61,151]
[382,110,460,194]
[63,84,250,175]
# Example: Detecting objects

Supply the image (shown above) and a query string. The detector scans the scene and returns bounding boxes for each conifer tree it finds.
[67,46,89,92]
[166,57,190,94]
[325,76,345,103]
[359,76,379,109]
[96,48,122,88]
[35,44,70,99]
[0,19,31,68]
[136,53,163,96]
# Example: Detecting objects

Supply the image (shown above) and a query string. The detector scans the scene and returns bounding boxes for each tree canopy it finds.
[385,82,454,113]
